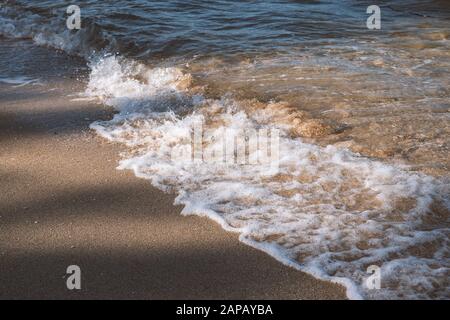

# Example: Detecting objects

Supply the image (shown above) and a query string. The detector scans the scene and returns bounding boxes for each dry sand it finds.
[0,79,346,299]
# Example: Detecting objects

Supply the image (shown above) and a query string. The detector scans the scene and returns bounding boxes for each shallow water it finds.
[1,0,449,299]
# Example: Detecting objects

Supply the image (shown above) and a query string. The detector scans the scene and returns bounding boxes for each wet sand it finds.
[0,80,346,299]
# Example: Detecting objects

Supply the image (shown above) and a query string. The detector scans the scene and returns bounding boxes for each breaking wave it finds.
[0,4,114,58]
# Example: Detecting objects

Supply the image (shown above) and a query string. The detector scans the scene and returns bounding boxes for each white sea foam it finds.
[88,56,450,299]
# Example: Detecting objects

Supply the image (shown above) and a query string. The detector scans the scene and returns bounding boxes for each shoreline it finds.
[1,0,449,301]
[0,78,347,299]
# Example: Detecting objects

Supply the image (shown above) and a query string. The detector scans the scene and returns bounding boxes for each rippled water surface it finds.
[1,0,449,299]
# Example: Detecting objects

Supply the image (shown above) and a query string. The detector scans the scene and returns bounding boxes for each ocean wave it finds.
[0,4,114,58]
[87,55,450,299]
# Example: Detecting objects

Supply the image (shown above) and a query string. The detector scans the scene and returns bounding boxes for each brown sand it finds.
[0,80,346,300]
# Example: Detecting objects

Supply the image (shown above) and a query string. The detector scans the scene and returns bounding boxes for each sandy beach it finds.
[0,79,346,299]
